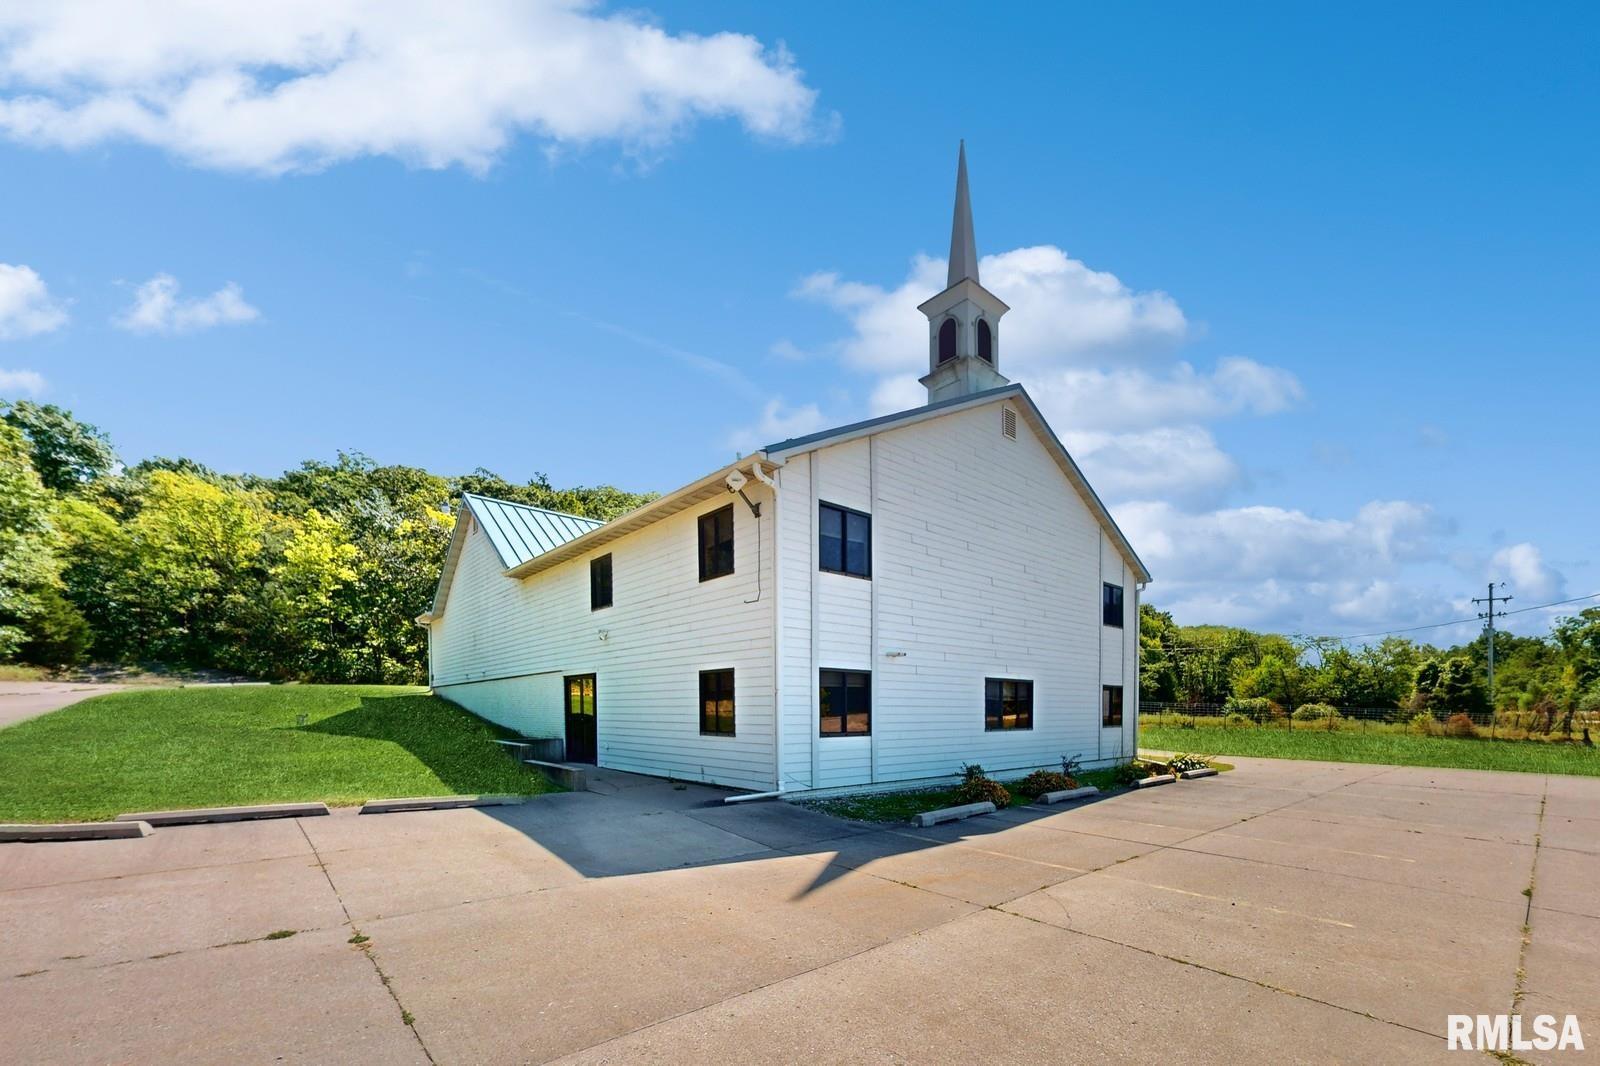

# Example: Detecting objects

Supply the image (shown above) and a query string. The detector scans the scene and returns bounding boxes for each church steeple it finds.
[948,140,978,287]
[918,142,1010,404]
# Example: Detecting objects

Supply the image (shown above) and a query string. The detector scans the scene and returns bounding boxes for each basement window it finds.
[819,502,871,578]
[699,668,736,736]
[820,669,871,736]
[1102,582,1124,628]
[698,504,734,581]
[590,554,612,611]
[984,678,1033,731]
[1102,685,1124,728]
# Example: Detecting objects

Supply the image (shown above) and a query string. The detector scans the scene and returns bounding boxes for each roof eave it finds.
[502,458,779,580]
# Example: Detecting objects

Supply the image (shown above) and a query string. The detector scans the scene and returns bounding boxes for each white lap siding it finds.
[776,399,1128,789]
[429,491,776,790]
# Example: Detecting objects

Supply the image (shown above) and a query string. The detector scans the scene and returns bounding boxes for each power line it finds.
[1322,591,1599,642]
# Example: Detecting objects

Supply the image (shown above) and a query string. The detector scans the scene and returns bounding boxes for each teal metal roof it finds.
[460,493,604,569]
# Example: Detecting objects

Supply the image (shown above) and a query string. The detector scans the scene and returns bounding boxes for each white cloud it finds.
[0,263,68,339]
[1029,357,1302,433]
[0,1,828,174]
[726,398,828,454]
[0,368,46,394]
[1114,498,1462,632]
[115,274,260,334]
[1064,426,1241,506]
[799,246,1187,395]
[1490,542,1564,601]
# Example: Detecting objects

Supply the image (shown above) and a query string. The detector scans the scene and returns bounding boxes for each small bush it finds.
[1445,713,1478,738]
[1223,696,1282,723]
[953,763,1011,808]
[1292,703,1342,722]
[1223,712,1254,728]
[1409,711,1438,736]
[1168,753,1212,773]
[1014,769,1076,797]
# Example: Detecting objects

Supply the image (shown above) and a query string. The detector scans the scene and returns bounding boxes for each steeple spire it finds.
[947,140,978,287]
[918,140,1009,404]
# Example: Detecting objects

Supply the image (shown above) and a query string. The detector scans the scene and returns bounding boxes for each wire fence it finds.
[1139,700,1600,743]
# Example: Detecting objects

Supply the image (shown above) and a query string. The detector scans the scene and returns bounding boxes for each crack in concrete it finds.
[296,820,435,1066]
[1509,781,1548,1015]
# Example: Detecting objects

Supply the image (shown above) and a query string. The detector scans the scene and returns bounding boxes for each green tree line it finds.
[1140,603,1600,722]
[0,400,656,682]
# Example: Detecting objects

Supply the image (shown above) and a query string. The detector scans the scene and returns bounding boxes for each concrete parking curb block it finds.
[2,820,152,842]
[1133,774,1177,788]
[359,795,527,814]
[1179,768,1218,779]
[910,801,995,827]
[115,802,330,826]
[1036,785,1100,804]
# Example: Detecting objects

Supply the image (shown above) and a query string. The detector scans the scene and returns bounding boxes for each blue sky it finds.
[1,1,1595,641]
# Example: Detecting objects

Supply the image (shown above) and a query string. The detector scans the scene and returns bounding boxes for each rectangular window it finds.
[819,669,871,736]
[818,502,871,578]
[698,504,734,581]
[699,669,736,736]
[984,678,1034,731]
[1102,685,1124,728]
[590,553,613,610]
[1103,582,1124,628]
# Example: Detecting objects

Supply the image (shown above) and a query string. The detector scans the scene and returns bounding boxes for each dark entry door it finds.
[564,674,597,764]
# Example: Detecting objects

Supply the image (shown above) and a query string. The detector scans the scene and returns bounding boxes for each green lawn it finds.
[805,766,1128,824]
[1141,724,1600,776]
[0,685,559,822]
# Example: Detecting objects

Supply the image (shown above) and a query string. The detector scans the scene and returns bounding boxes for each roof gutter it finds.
[501,457,787,581]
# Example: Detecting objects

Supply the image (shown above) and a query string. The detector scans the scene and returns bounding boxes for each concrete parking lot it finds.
[1,758,1594,1064]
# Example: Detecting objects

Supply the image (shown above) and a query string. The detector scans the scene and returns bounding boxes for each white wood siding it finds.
[429,493,776,790]
[775,399,1137,788]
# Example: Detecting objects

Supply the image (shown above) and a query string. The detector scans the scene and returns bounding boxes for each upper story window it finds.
[984,678,1033,731]
[1102,685,1124,727]
[976,319,993,363]
[819,502,870,578]
[590,553,613,610]
[698,504,734,581]
[820,669,871,736]
[1103,582,1124,628]
[937,318,957,363]
[699,668,736,736]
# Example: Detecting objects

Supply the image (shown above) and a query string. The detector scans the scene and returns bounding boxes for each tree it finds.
[0,421,61,659]
[0,400,117,493]
[1414,656,1487,720]
[116,470,279,668]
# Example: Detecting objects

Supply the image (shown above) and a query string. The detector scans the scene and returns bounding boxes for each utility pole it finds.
[1472,582,1512,705]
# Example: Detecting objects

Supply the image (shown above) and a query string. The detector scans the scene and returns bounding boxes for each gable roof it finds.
[460,493,603,570]
[425,494,603,619]
[424,385,1149,621]
[763,384,1151,584]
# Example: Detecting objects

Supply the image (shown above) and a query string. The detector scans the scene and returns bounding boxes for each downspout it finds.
[749,460,783,792]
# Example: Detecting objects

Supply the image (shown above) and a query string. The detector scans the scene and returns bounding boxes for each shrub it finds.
[1223,712,1254,728]
[1292,702,1341,722]
[953,763,1011,808]
[1168,753,1212,773]
[1112,761,1146,787]
[1014,769,1076,797]
[1445,712,1478,738]
[1409,711,1438,736]
[1223,696,1282,723]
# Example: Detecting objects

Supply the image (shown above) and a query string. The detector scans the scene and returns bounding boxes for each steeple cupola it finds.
[918,141,1010,404]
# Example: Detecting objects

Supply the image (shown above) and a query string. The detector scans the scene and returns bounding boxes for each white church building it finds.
[420,146,1150,794]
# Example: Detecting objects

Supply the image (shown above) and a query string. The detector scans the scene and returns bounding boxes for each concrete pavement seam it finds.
[296,820,436,1065]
